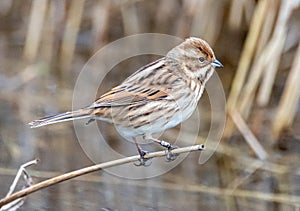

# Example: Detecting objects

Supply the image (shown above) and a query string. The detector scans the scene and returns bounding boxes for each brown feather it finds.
[186,37,215,61]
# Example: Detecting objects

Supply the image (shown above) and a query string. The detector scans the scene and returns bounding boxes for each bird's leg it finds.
[133,139,152,167]
[85,118,95,125]
[146,136,179,162]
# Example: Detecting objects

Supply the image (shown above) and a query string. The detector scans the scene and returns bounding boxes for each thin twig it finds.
[0,145,204,208]
[1,159,38,211]
[5,159,38,198]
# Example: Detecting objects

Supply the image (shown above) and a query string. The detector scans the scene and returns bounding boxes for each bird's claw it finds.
[166,145,179,162]
[134,157,152,167]
[134,150,152,167]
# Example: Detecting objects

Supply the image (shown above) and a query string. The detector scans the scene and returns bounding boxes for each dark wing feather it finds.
[88,58,184,109]
[88,85,170,109]
[89,86,146,108]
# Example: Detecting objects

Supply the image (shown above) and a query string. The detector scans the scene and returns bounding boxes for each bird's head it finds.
[167,37,222,83]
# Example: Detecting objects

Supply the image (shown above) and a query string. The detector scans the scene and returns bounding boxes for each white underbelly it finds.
[116,96,199,137]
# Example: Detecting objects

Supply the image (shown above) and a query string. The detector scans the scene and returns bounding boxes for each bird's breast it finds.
[188,79,204,102]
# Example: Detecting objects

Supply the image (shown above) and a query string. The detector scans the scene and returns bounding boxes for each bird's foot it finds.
[166,145,179,162]
[147,138,179,162]
[134,150,152,167]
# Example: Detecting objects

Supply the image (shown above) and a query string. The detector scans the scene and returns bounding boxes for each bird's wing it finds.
[88,58,185,109]
[88,85,170,108]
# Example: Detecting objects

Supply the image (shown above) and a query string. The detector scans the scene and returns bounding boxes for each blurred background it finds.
[0,0,300,210]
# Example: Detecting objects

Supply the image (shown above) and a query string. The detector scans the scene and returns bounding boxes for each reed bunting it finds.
[29,37,223,165]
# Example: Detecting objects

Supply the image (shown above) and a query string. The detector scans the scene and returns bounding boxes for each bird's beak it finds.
[212,59,223,68]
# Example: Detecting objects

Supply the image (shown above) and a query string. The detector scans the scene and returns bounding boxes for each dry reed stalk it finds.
[273,42,300,138]
[225,0,268,137]
[154,0,179,31]
[254,0,278,61]
[92,0,111,51]
[257,31,286,106]
[228,0,246,29]
[239,30,284,118]
[40,1,55,64]
[59,0,84,75]
[23,0,48,62]
[229,110,268,160]
[237,0,279,119]
[257,0,299,106]
[120,3,140,35]
[190,0,224,45]
[175,0,198,37]
[0,145,204,208]
[243,0,256,25]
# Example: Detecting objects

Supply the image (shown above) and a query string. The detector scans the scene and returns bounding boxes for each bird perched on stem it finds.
[29,37,223,166]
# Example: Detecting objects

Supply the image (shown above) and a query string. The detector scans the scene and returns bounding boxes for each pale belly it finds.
[114,95,199,137]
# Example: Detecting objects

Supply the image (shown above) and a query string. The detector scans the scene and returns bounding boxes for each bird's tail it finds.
[29,109,92,128]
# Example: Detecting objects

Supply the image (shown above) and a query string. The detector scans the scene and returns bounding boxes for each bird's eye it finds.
[199,57,205,62]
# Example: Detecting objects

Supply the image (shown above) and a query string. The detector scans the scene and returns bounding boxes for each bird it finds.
[29,37,223,166]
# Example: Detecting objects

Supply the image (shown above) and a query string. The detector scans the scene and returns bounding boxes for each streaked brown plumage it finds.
[29,37,222,164]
